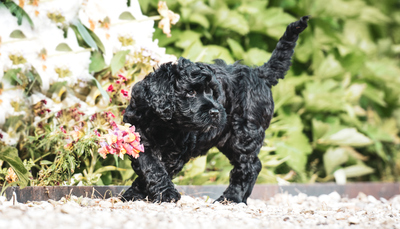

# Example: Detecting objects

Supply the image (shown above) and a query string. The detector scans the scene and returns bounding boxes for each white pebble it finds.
[328,192,341,202]
[99,200,113,208]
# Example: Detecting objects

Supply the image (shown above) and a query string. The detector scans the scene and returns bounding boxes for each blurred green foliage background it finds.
[139,0,400,184]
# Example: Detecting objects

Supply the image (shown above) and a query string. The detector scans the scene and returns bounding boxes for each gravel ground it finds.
[0,192,399,229]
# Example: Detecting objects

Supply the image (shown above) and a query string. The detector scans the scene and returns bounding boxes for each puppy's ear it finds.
[140,64,176,121]
[177,57,192,70]
[205,65,225,104]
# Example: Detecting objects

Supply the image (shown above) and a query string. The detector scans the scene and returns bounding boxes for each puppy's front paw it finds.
[120,186,148,202]
[214,194,242,204]
[288,15,310,35]
[153,188,181,203]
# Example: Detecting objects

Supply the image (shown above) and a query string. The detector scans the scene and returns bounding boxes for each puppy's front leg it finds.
[132,152,181,203]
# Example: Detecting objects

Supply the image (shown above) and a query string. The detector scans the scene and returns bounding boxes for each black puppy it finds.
[122,16,309,203]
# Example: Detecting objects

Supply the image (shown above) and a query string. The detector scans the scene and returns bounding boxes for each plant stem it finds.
[110,15,162,26]
[47,48,93,58]
[34,152,52,163]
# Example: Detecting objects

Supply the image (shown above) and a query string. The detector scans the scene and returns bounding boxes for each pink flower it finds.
[107,84,114,92]
[121,89,129,98]
[60,126,67,134]
[97,124,144,159]
[118,74,127,81]
[98,146,109,159]
[90,113,97,121]
[56,110,63,118]
[107,111,116,118]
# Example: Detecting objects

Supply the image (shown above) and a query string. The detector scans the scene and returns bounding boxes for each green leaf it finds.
[48,81,67,94]
[201,45,234,64]
[89,76,110,101]
[312,0,364,18]
[154,29,182,47]
[40,160,53,165]
[94,165,126,174]
[295,37,313,63]
[227,38,244,60]
[237,1,268,14]
[362,84,387,107]
[312,119,330,141]
[89,51,107,73]
[0,146,30,188]
[318,128,373,147]
[275,132,312,175]
[55,43,73,52]
[72,20,98,51]
[86,28,106,53]
[119,11,135,20]
[342,164,374,178]
[315,55,344,78]
[181,40,204,61]
[9,30,26,38]
[3,115,25,132]
[190,1,214,15]
[303,80,346,113]
[243,48,272,66]
[185,155,207,178]
[263,8,297,27]
[360,7,390,24]
[272,75,307,111]
[110,50,130,75]
[3,68,22,85]
[3,2,34,28]
[262,155,289,167]
[188,13,210,29]
[214,8,249,35]
[26,67,43,86]
[323,147,349,175]
[175,31,202,49]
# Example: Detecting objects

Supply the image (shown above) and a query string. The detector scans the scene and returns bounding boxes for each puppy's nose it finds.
[209,108,220,119]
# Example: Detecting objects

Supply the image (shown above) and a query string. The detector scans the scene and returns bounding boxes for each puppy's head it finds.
[124,57,226,132]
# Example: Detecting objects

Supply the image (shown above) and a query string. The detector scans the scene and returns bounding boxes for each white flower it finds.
[0,8,34,44]
[157,1,180,37]
[0,129,19,146]
[79,0,127,30]
[22,0,83,25]
[0,88,26,126]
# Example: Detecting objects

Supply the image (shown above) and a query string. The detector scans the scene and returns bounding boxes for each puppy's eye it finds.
[186,90,196,97]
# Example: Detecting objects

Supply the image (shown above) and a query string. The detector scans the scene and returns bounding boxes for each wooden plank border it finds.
[4,182,400,203]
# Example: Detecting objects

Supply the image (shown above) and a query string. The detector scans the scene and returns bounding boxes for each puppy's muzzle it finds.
[209,108,220,120]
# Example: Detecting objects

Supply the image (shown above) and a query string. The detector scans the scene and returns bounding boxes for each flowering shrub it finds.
[0,0,178,187]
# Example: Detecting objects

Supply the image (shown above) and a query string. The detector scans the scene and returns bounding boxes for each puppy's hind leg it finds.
[215,150,262,204]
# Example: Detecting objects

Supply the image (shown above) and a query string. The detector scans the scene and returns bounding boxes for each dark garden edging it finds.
[4,182,400,203]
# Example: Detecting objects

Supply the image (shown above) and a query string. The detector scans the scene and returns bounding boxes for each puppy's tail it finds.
[256,16,309,86]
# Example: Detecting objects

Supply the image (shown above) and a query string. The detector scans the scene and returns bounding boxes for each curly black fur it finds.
[121,16,309,203]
